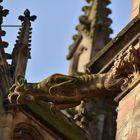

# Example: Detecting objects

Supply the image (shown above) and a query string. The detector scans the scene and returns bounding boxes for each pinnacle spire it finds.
[12,9,36,80]
[67,0,113,74]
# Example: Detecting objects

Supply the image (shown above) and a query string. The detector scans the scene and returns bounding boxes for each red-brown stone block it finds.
[128,132,137,140]
[117,97,135,120]
[116,83,140,140]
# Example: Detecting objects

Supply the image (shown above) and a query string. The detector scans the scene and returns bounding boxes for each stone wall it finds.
[116,83,140,140]
[131,0,140,19]
[11,111,58,140]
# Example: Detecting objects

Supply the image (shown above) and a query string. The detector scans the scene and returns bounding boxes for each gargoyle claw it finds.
[8,92,20,104]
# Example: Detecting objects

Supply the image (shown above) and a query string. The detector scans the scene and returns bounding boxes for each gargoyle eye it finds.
[49,79,56,84]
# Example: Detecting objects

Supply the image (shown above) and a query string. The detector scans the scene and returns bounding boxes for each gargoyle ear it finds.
[49,80,77,96]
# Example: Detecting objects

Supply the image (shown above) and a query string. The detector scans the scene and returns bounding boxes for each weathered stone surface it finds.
[131,0,140,19]
[116,83,140,140]
[12,111,58,140]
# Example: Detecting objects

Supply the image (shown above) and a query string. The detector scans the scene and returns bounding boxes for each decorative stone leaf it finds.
[72,34,79,41]
[104,0,111,5]
[0,6,9,16]
[82,6,89,13]
[24,9,30,17]
[86,0,91,3]
[0,30,6,36]
[0,41,8,48]
[106,8,112,15]
[2,9,9,17]
[18,16,25,21]
[30,15,37,21]
[79,15,88,24]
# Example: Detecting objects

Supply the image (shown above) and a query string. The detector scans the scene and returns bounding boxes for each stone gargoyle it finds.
[8,45,140,111]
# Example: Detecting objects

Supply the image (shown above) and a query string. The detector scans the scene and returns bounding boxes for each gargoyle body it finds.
[8,72,125,111]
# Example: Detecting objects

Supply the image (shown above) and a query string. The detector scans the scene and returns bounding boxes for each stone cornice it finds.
[87,15,140,73]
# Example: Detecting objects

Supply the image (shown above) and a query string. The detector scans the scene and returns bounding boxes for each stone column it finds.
[131,0,140,19]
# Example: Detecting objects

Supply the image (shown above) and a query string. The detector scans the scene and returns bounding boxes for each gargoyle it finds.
[8,45,140,111]
[8,72,125,111]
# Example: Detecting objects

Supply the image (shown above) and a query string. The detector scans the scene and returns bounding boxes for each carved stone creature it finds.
[8,45,140,111]
[8,72,124,110]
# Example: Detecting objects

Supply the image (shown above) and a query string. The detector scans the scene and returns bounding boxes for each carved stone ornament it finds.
[8,44,140,111]
[111,44,140,89]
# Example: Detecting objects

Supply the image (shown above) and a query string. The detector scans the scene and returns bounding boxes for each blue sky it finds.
[2,0,131,82]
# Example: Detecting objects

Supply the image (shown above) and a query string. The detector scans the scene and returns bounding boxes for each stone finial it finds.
[18,9,37,22]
